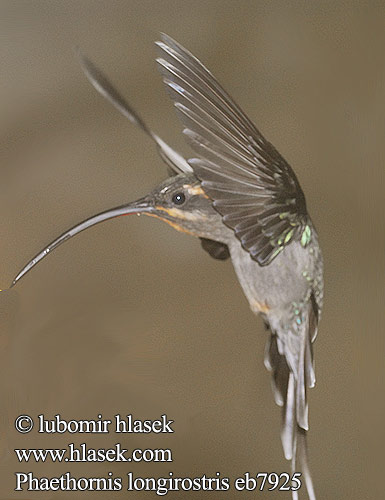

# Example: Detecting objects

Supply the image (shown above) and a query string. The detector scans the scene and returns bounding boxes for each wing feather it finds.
[77,49,192,175]
[156,34,309,265]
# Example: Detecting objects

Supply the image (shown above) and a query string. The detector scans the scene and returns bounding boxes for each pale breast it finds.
[229,239,315,315]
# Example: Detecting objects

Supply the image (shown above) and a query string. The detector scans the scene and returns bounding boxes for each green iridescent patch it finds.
[275,228,295,247]
[301,225,312,247]
[284,229,294,244]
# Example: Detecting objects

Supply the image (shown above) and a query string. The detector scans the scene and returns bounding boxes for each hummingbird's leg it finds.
[200,237,230,260]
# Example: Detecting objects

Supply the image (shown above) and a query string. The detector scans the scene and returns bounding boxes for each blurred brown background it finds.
[0,1,384,499]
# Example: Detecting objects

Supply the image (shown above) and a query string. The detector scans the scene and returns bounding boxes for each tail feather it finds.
[296,332,309,430]
[264,298,318,499]
[264,332,289,407]
[297,429,316,500]
[305,335,316,388]
[289,428,316,500]
[282,372,296,460]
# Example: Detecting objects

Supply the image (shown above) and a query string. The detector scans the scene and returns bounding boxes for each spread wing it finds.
[156,34,309,266]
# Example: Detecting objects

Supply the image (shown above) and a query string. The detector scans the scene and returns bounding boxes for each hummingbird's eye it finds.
[172,192,186,205]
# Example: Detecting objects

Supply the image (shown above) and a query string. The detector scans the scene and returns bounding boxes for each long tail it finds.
[285,377,316,500]
[264,298,318,500]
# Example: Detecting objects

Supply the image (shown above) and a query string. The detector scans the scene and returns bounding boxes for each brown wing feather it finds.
[156,34,308,266]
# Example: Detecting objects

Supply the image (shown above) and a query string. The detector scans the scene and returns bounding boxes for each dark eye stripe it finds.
[172,192,186,205]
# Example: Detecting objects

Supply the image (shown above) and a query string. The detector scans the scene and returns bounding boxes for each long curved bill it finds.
[11,197,153,287]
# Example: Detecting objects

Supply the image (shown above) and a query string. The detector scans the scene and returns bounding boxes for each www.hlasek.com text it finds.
[15,443,172,463]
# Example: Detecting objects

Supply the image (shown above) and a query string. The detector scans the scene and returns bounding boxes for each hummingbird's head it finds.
[11,173,229,287]
[148,173,225,240]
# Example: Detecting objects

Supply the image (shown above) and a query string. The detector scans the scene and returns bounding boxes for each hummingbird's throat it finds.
[145,212,197,236]
[155,206,207,222]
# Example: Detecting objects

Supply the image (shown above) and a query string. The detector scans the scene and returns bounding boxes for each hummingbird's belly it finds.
[229,239,313,315]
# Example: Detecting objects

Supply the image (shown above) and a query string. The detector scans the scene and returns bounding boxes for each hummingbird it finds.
[11,34,323,499]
